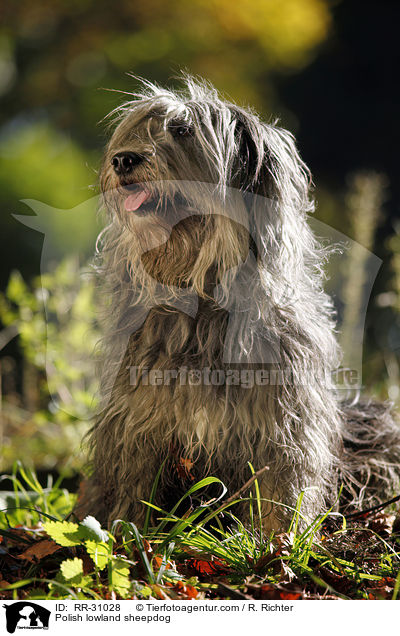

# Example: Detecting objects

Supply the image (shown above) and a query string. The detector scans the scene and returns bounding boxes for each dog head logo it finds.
[3,602,50,633]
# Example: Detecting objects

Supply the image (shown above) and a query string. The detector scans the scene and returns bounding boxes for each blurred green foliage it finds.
[0,259,99,471]
[1,0,330,106]
[0,122,99,259]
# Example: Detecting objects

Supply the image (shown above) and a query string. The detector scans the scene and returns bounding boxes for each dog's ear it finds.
[233,114,275,200]
[233,113,312,214]
[233,117,262,193]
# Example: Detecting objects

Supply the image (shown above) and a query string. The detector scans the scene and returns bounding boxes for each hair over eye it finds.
[168,119,193,138]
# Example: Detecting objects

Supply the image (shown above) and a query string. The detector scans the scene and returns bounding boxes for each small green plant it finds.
[43,516,132,599]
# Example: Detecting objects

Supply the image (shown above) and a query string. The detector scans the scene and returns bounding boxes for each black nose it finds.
[111,152,144,175]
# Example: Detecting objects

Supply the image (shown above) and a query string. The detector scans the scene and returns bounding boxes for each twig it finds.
[213,465,269,515]
[217,583,253,600]
[345,493,400,520]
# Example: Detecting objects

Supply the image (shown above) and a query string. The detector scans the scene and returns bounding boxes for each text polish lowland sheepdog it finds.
[79,76,400,531]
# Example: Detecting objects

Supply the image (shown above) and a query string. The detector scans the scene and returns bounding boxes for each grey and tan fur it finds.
[79,76,400,530]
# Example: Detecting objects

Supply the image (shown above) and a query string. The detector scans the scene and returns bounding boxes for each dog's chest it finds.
[137,301,229,364]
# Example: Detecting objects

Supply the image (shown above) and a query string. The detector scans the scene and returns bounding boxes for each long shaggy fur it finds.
[79,76,400,530]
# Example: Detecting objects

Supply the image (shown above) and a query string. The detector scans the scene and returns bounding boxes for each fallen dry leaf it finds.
[173,580,198,599]
[366,513,396,537]
[365,577,395,600]
[18,539,62,562]
[187,557,231,576]
[246,582,303,600]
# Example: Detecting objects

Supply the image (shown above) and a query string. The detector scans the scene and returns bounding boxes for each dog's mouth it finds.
[122,184,153,213]
[117,182,192,220]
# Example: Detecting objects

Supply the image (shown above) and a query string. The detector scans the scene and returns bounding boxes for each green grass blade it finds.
[143,459,167,535]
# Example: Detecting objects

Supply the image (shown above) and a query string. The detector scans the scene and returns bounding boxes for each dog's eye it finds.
[168,121,193,138]
[176,126,190,136]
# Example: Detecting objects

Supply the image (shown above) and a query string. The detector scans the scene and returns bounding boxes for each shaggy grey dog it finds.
[79,76,400,530]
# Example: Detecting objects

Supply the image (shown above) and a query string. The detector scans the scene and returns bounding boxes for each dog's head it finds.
[100,75,314,298]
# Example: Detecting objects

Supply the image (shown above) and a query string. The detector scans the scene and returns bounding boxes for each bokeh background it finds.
[1,0,400,481]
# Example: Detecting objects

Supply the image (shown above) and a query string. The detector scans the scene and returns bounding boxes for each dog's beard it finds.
[105,184,206,285]
[102,174,253,295]
[140,214,210,287]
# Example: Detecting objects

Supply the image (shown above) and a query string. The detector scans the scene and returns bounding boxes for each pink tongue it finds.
[124,188,150,212]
